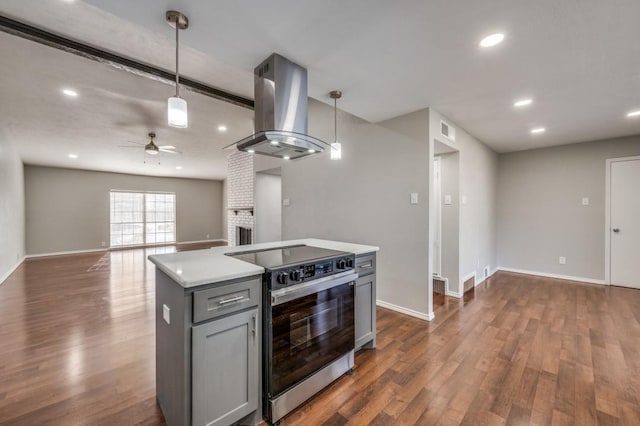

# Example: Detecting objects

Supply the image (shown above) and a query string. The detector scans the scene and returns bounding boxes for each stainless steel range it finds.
[228,245,357,424]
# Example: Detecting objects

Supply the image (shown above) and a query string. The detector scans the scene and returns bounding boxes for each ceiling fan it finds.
[120,132,181,155]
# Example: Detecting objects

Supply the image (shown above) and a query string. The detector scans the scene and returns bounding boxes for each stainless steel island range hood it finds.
[229,54,329,160]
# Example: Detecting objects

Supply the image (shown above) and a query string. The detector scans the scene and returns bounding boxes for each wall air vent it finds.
[440,120,456,141]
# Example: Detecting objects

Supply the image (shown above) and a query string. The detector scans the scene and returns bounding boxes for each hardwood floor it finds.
[1,249,639,425]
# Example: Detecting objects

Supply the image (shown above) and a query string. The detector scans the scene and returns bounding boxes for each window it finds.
[110,191,176,247]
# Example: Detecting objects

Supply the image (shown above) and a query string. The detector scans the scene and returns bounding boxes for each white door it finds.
[610,158,640,288]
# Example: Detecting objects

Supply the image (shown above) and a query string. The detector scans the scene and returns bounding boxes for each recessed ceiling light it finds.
[176,166,183,170]
[62,88,78,97]
[530,127,546,134]
[270,141,279,146]
[514,99,533,107]
[218,125,227,132]
[283,155,290,160]
[307,149,316,153]
[479,33,505,48]
[247,149,255,154]
[68,153,78,159]
[626,110,640,118]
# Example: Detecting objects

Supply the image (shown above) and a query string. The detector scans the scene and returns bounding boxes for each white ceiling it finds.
[1,0,640,172]
[0,32,253,180]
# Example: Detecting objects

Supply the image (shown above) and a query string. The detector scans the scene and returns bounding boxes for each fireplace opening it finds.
[236,226,252,246]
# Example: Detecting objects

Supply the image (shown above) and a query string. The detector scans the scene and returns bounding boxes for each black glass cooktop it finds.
[226,245,349,270]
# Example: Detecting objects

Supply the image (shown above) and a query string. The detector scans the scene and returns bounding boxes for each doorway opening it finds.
[434,139,460,297]
[254,167,282,244]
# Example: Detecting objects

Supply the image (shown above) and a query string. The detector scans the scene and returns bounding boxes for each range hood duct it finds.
[231,54,329,160]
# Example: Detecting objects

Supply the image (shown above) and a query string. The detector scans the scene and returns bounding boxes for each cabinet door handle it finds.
[252,314,257,341]
[359,262,372,269]
[218,295,244,305]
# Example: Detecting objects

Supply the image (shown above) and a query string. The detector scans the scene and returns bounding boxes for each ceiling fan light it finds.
[330,142,342,160]
[168,96,188,128]
[146,148,159,155]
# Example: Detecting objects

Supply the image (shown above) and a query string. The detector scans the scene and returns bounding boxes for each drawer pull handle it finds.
[359,263,372,269]
[218,295,244,305]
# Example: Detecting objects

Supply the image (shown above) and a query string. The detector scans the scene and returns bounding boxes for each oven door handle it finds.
[270,271,359,306]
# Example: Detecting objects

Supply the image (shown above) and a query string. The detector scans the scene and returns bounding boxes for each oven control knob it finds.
[337,259,347,269]
[346,258,354,268]
[277,272,288,285]
[289,269,301,281]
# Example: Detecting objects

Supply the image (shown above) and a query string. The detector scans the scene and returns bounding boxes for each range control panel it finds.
[268,255,355,290]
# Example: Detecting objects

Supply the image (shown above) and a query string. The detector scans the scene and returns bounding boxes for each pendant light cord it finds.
[175,21,180,98]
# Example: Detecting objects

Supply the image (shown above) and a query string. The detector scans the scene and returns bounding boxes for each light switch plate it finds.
[559,256,566,265]
[163,304,171,325]
[444,195,452,205]
[283,198,290,207]
[462,195,468,205]
[582,197,589,206]
[410,192,419,204]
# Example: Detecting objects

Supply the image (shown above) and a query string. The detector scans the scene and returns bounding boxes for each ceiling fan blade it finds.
[125,140,146,146]
[158,145,176,149]
[159,148,181,154]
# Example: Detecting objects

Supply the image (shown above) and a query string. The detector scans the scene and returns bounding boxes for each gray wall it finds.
[497,135,640,280]
[254,172,281,243]
[439,152,460,292]
[429,109,498,290]
[282,100,431,316]
[25,166,224,255]
[0,131,25,283]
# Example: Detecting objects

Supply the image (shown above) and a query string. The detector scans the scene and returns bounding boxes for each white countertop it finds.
[148,239,379,288]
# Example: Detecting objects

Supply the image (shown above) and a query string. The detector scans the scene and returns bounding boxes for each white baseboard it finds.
[0,256,25,286]
[25,239,228,259]
[445,290,463,298]
[497,267,606,285]
[179,239,227,245]
[376,299,434,321]
[25,248,108,259]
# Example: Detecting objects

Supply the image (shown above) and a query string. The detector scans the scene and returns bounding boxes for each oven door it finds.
[266,271,357,399]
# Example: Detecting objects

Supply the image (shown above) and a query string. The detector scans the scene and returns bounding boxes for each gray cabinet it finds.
[354,253,376,350]
[155,271,262,426]
[192,308,259,426]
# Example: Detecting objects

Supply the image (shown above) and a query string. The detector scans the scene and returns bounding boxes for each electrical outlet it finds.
[101,241,106,247]
[582,197,589,206]
[163,304,171,325]
[283,198,290,207]
[206,234,210,239]
[444,195,452,205]
[410,193,419,204]
[559,256,566,265]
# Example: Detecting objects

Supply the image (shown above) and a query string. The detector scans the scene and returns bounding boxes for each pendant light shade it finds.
[166,11,189,128]
[330,142,342,160]
[329,90,342,160]
[168,96,188,128]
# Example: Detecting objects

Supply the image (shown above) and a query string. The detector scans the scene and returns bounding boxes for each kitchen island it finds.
[148,239,378,426]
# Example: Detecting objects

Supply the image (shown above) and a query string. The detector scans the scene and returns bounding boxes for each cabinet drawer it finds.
[193,278,260,323]
[355,254,375,276]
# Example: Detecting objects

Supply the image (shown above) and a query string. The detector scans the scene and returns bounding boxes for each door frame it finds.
[605,155,640,285]
[433,156,442,277]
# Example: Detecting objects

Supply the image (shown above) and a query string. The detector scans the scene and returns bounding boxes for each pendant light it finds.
[329,90,342,160]
[166,11,189,128]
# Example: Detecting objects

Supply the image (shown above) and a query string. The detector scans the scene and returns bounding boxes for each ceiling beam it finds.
[0,14,255,110]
